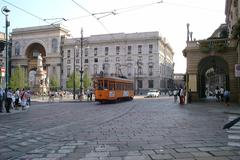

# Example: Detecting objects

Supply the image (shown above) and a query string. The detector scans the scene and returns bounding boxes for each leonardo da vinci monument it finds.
[32,52,48,94]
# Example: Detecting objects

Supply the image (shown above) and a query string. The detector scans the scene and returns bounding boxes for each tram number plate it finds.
[109,91,115,97]
[123,91,129,97]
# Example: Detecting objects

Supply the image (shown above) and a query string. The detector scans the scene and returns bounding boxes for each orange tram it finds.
[94,76,134,103]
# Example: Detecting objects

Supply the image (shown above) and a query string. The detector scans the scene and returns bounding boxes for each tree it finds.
[66,72,80,89]
[9,65,27,90]
[49,74,60,91]
[83,72,92,91]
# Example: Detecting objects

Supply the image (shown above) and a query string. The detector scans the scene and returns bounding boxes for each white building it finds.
[8,24,174,94]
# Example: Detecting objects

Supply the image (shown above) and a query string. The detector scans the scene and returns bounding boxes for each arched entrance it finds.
[198,56,229,99]
[26,43,46,71]
[25,43,46,88]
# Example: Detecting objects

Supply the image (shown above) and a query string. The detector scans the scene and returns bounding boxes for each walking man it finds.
[5,88,13,113]
[0,88,4,112]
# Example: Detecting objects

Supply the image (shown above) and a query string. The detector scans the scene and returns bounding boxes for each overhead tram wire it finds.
[71,0,112,34]
[2,0,64,30]
[112,0,163,15]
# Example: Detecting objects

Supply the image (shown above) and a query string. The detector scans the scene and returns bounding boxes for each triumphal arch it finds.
[11,24,69,91]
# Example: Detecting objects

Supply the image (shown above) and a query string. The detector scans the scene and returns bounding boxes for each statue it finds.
[37,53,43,68]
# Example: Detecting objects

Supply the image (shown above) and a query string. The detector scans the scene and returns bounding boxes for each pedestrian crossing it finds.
[226,115,240,147]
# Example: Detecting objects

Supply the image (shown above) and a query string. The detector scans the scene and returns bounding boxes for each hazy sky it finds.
[1,0,226,73]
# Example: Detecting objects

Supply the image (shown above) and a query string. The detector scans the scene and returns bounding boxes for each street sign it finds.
[1,67,5,77]
[235,64,240,77]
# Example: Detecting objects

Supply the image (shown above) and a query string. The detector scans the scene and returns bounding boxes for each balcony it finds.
[198,38,229,53]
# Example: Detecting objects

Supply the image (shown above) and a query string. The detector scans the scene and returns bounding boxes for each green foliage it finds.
[9,66,27,90]
[83,72,92,91]
[49,74,60,91]
[232,19,240,39]
[66,72,80,89]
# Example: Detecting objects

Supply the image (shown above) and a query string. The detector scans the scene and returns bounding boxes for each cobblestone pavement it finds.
[0,96,240,160]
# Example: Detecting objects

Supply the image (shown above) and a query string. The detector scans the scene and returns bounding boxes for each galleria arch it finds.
[183,39,239,102]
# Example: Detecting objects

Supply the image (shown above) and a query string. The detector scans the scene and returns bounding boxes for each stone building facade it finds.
[6,24,174,93]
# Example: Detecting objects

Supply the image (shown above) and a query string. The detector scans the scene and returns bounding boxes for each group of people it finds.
[0,87,31,113]
[214,86,230,105]
[173,87,188,105]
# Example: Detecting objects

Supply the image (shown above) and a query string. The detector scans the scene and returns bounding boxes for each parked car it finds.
[146,89,160,97]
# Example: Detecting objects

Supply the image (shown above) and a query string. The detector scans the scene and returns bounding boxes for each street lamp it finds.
[79,28,84,99]
[73,45,77,100]
[1,6,10,89]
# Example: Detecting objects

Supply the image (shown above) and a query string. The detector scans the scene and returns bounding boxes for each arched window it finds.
[15,42,20,56]
[115,63,121,75]
[52,38,58,53]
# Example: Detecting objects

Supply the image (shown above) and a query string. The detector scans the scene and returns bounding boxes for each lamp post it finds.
[80,28,84,100]
[1,6,10,89]
[73,46,77,99]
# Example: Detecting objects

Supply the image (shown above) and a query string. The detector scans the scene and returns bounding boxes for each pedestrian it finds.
[27,89,31,106]
[173,89,178,103]
[224,89,230,106]
[86,89,90,101]
[20,88,28,110]
[215,86,220,102]
[90,89,93,101]
[0,88,4,113]
[5,88,13,113]
[179,87,185,105]
[14,88,20,109]
[188,89,192,103]
[220,86,224,102]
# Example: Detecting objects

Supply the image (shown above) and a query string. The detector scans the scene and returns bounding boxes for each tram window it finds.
[104,80,108,89]
[98,80,103,90]
[121,83,124,90]
[109,81,115,90]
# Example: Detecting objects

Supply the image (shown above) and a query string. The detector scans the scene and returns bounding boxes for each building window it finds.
[149,55,153,61]
[138,45,142,54]
[128,46,132,54]
[67,67,71,77]
[76,59,79,63]
[127,57,132,61]
[116,46,120,55]
[105,57,109,62]
[85,59,88,63]
[76,50,79,57]
[127,64,132,76]
[94,64,98,74]
[67,50,71,58]
[148,80,154,88]
[67,60,71,64]
[116,57,120,62]
[94,58,98,63]
[149,44,153,53]
[94,48,98,56]
[137,80,143,89]
[15,42,20,56]
[52,38,58,53]
[149,65,153,76]
[84,48,88,57]
[105,47,109,56]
